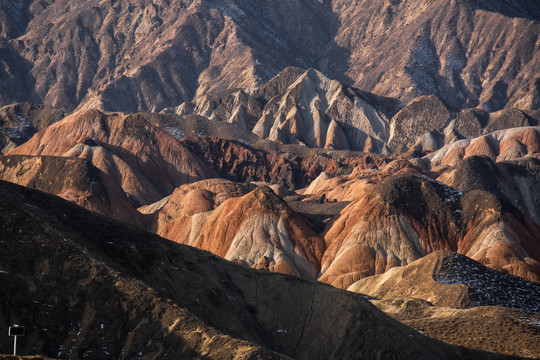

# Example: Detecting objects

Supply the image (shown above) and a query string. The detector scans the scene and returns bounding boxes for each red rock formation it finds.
[0,155,145,227]
[147,178,253,233]
[424,127,540,169]
[320,172,540,288]
[181,135,391,189]
[8,109,217,205]
[157,185,326,279]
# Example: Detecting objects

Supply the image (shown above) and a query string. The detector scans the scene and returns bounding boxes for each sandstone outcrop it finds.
[155,185,326,279]
[424,127,540,169]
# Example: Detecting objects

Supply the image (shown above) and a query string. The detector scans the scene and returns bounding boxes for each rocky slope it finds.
[7,109,217,206]
[151,185,326,279]
[348,251,540,358]
[0,179,506,359]
[172,67,397,152]
[180,135,389,189]
[4,104,539,288]
[349,251,540,312]
[1,0,538,113]
[320,171,540,288]
[436,156,540,225]
[423,127,540,169]
[171,68,540,154]
[0,155,144,227]
[0,103,64,154]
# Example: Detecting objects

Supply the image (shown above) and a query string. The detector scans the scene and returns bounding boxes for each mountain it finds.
[320,170,540,288]
[0,179,509,359]
[7,109,217,206]
[348,251,540,358]
[0,155,144,227]
[149,185,326,279]
[349,251,540,311]
[422,126,540,169]
[436,156,540,225]
[1,0,538,113]
[180,135,389,189]
[171,67,398,153]
[170,68,540,154]
[1,1,539,357]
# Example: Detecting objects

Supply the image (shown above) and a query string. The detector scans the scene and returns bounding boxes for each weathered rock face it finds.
[1,0,538,113]
[0,103,65,154]
[145,178,254,232]
[320,171,540,288]
[154,185,326,279]
[0,155,144,227]
[181,135,390,189]
[176,68,396,152]
[437,156,540,225]
[424,127,540,169]
[300,159,424,202]
[7,109,217,205]
[1,180,499,360]
[393,101,538,155]
[320,174,462,288]
[333,0,540,111]
[173,68,539,155]
[388,95,452,153]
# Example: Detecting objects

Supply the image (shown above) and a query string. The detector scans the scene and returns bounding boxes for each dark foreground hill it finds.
[0,180,517,359]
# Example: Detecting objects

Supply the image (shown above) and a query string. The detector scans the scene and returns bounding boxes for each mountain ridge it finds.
[0,0,538,113]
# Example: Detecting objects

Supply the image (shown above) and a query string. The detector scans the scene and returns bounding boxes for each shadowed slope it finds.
[0,103,64,154]
[0,180,506,359]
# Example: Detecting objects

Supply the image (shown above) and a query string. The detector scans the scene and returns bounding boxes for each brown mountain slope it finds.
[437,156,540,225]
[180,135,390,189]
[0,0,538,112]
[374,304,540,359]
[349,251,540,312]
[0,155,144,227]
[0,180,507,359]
[348,251,540,358]
[320,172,540,288]
[333,0,540,111]
[155,185,326,279]
[7,109,217,205]
[175,67,395,152]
